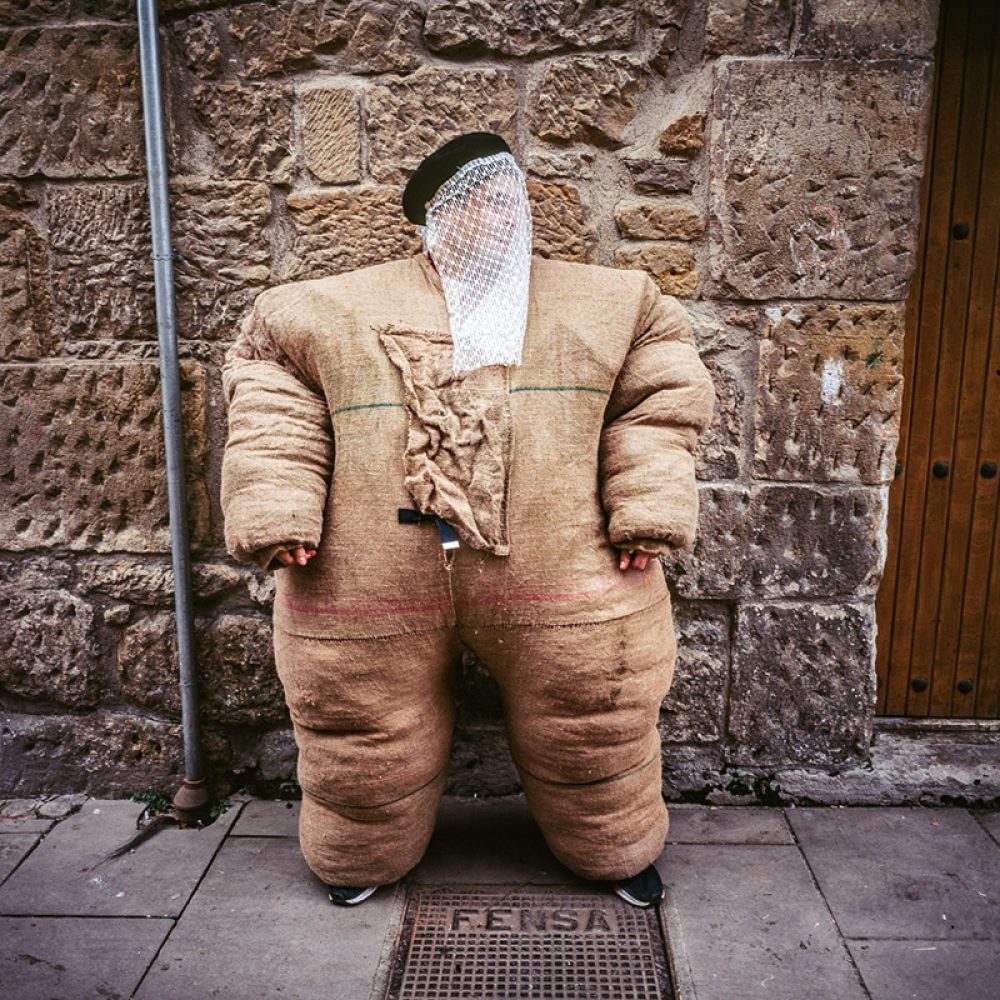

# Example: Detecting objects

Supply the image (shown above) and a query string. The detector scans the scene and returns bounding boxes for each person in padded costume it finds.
[220,133,716,909]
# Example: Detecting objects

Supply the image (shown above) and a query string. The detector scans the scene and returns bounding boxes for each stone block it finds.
[661,600,728,743]
[531,55,648,148]
[424,0,635,56]
[171,12,224,78]
[77,558,246,605]
[527,149,595,181]
[615,199,705,240]
[280,186,420,282]
[448,721,521,797]
[228,0,350,78]
[661,742,725,798]
[704,0,794,55]
[187,83,294,183]
[0,361,211,553]
[622,156,694,194]
[0,1,70,24]
[0,588,102,708]
[0,198,57,361]
[711,60,933,300]
[341,0,423,75]
[726,601,876,766]
[118,613,285,726]
[528,180,593,263]
[614,243,698,297]
[0,26,142,178]
[367,67,517,183]
[301,87,361,183]
[658,113,705,156]
[48,181,271,341]
[797,0,940,58]
[670,484,884,600]
[754,302,905,484]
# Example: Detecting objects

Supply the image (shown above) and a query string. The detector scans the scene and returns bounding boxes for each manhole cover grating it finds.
[385,885,673,1000]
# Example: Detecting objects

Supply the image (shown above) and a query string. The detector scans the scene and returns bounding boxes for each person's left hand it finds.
[618,549,651,572]
[273,545,317,568]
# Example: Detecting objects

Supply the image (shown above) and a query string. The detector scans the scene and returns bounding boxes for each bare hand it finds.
[618,549,651,572]
[273,545,317,568]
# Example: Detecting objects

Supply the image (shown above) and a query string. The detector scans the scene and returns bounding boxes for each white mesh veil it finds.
[418,151,533,373]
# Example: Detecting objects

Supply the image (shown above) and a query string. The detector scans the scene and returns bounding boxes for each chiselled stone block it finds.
[0,26,142,178]
[711,60,933,301]
[527,149,595,181]
[171,12,224,78]
[48,181,271,341]
[531,55,648,148]
[797,0,940,58]
[301,87,361,184]
[754,302,905,484]
[705,0,793,55]
[0,1,70,23]
[661,600,728,743]
[528,180,593,263]
[668,484,883,600]
[341,1,423,75]
[281,187,421,281]
[622,157,694,194]
[424,0,635,56]
[77,559,245,605]
[367,67,517,183]
[726,601,876,765]
[0,362,211,553]
[0,589,102,708]
[614,243,698,297]
[118,613,284,726]
[615,200,705,240]
[658,114,705,157]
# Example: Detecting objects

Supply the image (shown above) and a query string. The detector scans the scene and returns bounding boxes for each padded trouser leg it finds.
[461,598,677,880]
[273,625,461,886]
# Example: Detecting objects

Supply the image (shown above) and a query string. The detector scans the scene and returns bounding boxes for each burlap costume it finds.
[220,252,716,885]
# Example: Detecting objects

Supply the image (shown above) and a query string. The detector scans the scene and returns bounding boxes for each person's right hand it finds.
[272,545,317,568]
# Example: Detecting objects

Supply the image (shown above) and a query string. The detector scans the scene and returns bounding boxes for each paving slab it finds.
[136,836,402,1000]
[847,939,1000,1000]
[0,811,54,835]
[409,797,584,886]
[668,804,794,843]
[972,809,1000,846]
[658,844,867,1000]
[0,834,40,885]
[0,799,239,918]
[230,798,300,837]
[787,806,1000,939]
[0,915,172,1000]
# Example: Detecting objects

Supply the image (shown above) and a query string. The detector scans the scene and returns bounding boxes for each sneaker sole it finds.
[613,885,662,909]
[328,886,378,906]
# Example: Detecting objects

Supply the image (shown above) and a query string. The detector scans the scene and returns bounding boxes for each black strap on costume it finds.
[398,508,460,550]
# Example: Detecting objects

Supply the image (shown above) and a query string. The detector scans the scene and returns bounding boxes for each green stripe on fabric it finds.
[331,402,406,417]
[510,385,609,396]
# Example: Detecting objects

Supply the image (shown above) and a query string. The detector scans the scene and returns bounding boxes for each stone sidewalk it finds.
[1,795,998,999]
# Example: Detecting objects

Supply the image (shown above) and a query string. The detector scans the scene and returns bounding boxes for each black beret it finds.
[402,132,513,226]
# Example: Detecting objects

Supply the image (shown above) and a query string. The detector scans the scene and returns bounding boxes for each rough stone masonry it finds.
[1,0,965,805]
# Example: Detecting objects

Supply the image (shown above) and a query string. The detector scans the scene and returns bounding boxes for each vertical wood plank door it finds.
[876,0,1000,718]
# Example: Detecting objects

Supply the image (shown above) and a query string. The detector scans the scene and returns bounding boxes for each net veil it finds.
[418,151,533,373]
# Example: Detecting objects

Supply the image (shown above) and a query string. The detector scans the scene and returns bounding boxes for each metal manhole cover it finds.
[385,885,674,1000]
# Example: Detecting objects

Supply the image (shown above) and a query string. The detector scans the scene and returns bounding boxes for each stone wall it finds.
[0,0,941,803]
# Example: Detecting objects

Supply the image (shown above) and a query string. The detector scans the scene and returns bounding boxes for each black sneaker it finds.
[613,864,663,908]
[327,884,378,907]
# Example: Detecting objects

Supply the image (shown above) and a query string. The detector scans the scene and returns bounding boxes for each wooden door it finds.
[876,0,1000,718]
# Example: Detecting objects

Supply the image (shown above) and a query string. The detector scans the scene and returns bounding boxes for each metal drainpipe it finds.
[136,0,209,822]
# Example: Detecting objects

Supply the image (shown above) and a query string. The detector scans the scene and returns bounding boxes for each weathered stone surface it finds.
[368,67,517,183]
[341,0,424,74]
[615,200,705,240]
[0,199,57,361]
[0,362,211,553]
[188,83,294,184]
[253,728,298,784]
[528,180,593,263]
[48,181,271,341]
[527,149,595,181]
[622,157,694,194]
[755,302,905,484]
[531,55,648,148]
[0,26,142,178]
[77,559,246,605]
[0,557,73,590]
[0,0,69,24]
[118,613,284,725]
[0,589,102,708]
[614,243,698,296]
[668,485,884,600]
[172,12,225,79]
[726,601,875,766]
[705,0,793,56]
[661,742,726,799]
[659,114,705,157]
[661,601,728,743]
[301,88,360,184]
[797,0,940,58]
[247,571,276,609]
[424,0,635,56]
[228,0,349,78]
[36,793,87,819]
[280,186,420,281]
[711,60,933,300]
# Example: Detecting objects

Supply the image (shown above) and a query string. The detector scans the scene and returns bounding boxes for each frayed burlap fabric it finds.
[221,253,716,886]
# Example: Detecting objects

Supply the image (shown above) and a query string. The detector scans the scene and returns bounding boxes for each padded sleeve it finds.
[220,292,334,571]
[599,276,716,556]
